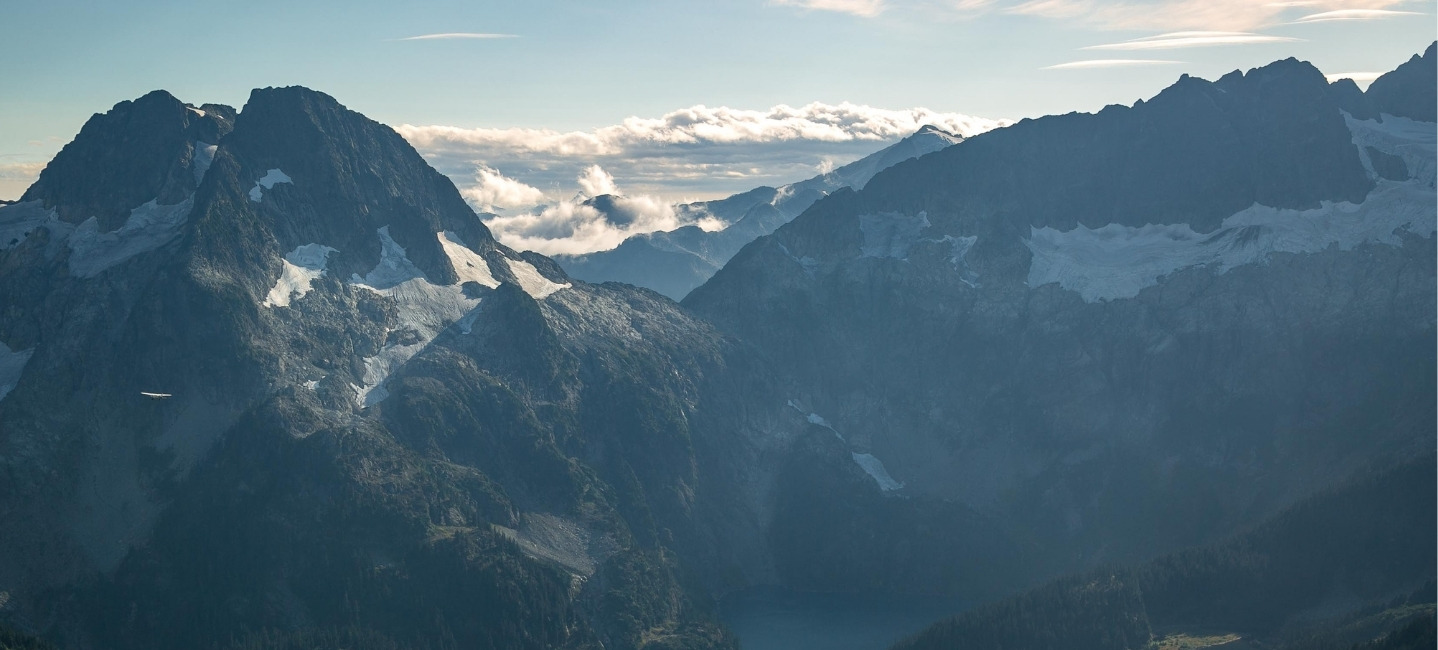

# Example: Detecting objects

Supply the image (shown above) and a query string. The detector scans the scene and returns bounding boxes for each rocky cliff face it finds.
[686,51,1436,574]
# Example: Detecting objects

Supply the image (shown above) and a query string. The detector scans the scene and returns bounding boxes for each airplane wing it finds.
[140,392,173,400]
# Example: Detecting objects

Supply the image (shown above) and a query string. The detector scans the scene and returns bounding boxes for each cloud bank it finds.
[477,166,727,256]
[399,101,1008,253]
[400,102,1009,255]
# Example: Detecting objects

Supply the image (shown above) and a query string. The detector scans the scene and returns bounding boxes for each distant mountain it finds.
[686,47,1436,582]
[554,125,965,300]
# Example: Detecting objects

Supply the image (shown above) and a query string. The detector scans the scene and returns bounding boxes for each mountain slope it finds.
[685,49,1436,578]
[555,125,967,300]
[892,456,1437,650]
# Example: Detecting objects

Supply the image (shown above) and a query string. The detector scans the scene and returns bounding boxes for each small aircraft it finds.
[140,392,173,400]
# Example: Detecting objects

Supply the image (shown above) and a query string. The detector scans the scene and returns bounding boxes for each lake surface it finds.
[718,587,967,650]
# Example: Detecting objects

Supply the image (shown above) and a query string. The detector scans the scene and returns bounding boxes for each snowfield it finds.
[1026,115,1436,302]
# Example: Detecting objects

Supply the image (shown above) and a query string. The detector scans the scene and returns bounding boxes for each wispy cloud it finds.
[771,0,887,17]
[1083,30,1300,50]
[1043,59,1184,69]
[831,0,1419,31]
[1291,8,1423,22]
[397,33,519,41]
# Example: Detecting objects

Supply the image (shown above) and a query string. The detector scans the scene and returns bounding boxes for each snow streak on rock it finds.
[0,341,34,403]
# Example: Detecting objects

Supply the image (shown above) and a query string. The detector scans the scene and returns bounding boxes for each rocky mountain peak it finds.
[1365,41,1437,122]
[196,85,499,288]
[20,90,234,230]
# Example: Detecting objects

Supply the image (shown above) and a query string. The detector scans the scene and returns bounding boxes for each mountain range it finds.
[553,125,967,300]
[0,43,1433,650]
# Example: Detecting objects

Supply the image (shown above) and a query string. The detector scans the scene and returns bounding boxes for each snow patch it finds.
[0,342,34,403]
[349,227,484,407]
[192,142,217,184]
[248,169,292,202]
[187,106,206,117]
[939,234,980,287]
[860,211,931,259]
[263,244,337,308]
[69,197,195,277]
[851,452,904,491]
[303,379,320,391]
[438,231,500,288]
[505,257,571,299]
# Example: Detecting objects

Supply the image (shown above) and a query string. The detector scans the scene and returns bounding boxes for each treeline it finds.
[893,455,1436,650]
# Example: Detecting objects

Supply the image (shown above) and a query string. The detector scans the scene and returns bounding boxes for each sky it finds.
[1,0,1433,252]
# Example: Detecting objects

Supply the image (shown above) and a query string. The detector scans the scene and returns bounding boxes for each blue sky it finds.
[2,0,1433,250]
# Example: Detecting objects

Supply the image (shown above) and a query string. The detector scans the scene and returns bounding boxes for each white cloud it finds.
[480,166,704,256]
[1043,59,1184,69]
[577,165,619,198]
[398,33,519,40]
[1083,30,1301,50]
[398,100,1007,203]
[399,102,1009,255]
[459,166,546,212]
[1291,8,1423,21]
[771,0,888,16]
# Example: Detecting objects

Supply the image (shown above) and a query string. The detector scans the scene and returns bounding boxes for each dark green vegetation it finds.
[892,458,1436,650]
[0,623,56,650]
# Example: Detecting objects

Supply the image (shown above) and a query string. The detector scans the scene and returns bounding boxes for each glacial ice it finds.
[68,197,195,277]
[0,201,58,251]
[262,243,337,308]
[1026,115,1436,303]
[0,342,34,403]
[248,168,292,202]
[350,227,494,407]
